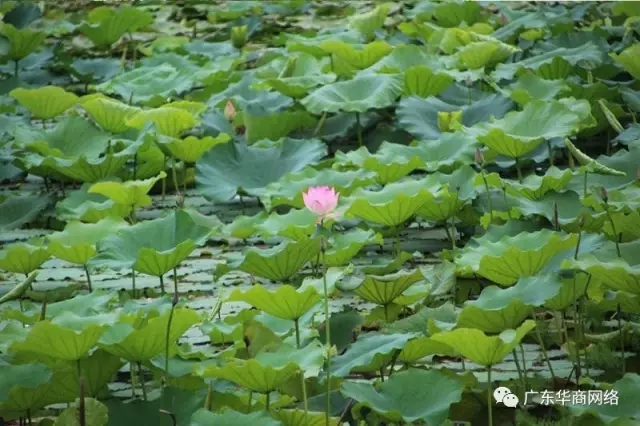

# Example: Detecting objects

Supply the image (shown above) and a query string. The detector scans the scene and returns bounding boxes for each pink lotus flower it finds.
[303,186,339,223]
[224,100,236,120]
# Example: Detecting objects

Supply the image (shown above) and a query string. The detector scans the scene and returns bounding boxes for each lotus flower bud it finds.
[466,76,474,87]
[600,187,608,203]
[578,215,585,228]
[224,100,236,121]
[172,291,179,307]
[475,148,485,165]
[230,25,248,49]
[500,14,508,25]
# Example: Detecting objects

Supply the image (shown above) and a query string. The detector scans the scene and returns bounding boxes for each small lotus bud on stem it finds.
[578,215,585,228]
[475,148,484,166]
[466,76,474,87]
[600,187,608,203]
[224,100,236,121]
[172,291,179,307]
[500,14,508,24]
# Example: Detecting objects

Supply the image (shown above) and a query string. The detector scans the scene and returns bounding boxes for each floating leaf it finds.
[80,97,141,134]
[88,172,166,210]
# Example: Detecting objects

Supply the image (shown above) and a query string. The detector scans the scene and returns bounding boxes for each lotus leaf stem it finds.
[131,269,137,298]
[14,59,19,77]
[511,348,524,386]
[164,293,178,392]
[480,171,493,223]
[514,157,523,183]
[161,156,167,199]
[301,373,308,414]
[159,275,165,295]
[171,161,181,198]
[172,267,178,294]
[355,112,363,147]
[617,303,625,375]
[79,377,86,426]
[486,366,493,426]
[137,362,148,401]
[247,391,253,413]
[133,153,138,181]
[531,311,555,381]
[519,344,528,388]
[265,392,271,411]
[83,265,93,292]
[314,111,327,136]
[547,141,554,166]
[320,236,332,425]
[582,171,588,198]
[294,318,301,348]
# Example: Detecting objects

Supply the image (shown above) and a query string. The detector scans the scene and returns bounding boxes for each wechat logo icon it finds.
[494,386,519,408]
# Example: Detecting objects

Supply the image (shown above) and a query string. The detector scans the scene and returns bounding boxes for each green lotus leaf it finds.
[191,408,282,426]
[457,274,561,333]
[353,269,424,307]
[611,43,640,81]
[54,398,108,426]
[243,106,317,144]
[199,358,300,394]
[455,229,579,286]
[344,178,439,228]
[88,172,166,210]
[155,133,230,163]
[492,43,604,81]
[222,211,268,239]
[0,363,52,415]
[319,39,393,73]
[56,183,132,223]
[0,193,55,231]
[566,255,640,295]
[564,138,627,176]
[254,53,337,98]
[396,336,456,363]
[478,166,574,201]
[324,228,383,267]
[206,74,291,112]
[0,241,50,275]
[227,285,321,321]
[0,363,50,405]
[412,133,478,173]
[416,166,478,222]
[10,311,115,361]
[581,186,640,214]
[254,208,318,241]
[226,238,320,282]
[196,138,326,202]
[436,29,518,69]
[334,142,425,184]
[544,273,592,312]
[301,74,402,114]
[299,267,348,296]
[348,4,390,41]
[431,320,536,367]
[341,369,463,424]
[96,64,194,106]
[473,99,590,159]
[403,65,454,98]
[504,72,569,106]
[567,372,640,423]
[99,307,201,362]
[270,409,339,426]
[256,339,325,379]
[126,107,199,138]
[9,86,78,120]
[397,91,514,140]
[90,209,211,279]
[259,168,376,211]
[12,116,134,182]
[200,319,244,345]
[0,23,46,62]
[47,217,129,266]
[329,333,415,378]
[0,272,38,305]
[79,96,142,134]
[603,211,640,243]
[80,6,153,48]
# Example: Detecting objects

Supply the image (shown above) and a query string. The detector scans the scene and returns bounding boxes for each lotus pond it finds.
[1,1,640,425]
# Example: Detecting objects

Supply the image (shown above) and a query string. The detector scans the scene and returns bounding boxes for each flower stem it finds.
[480,169,493,221]
[321,237,332,425]
[487,366,493,426]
